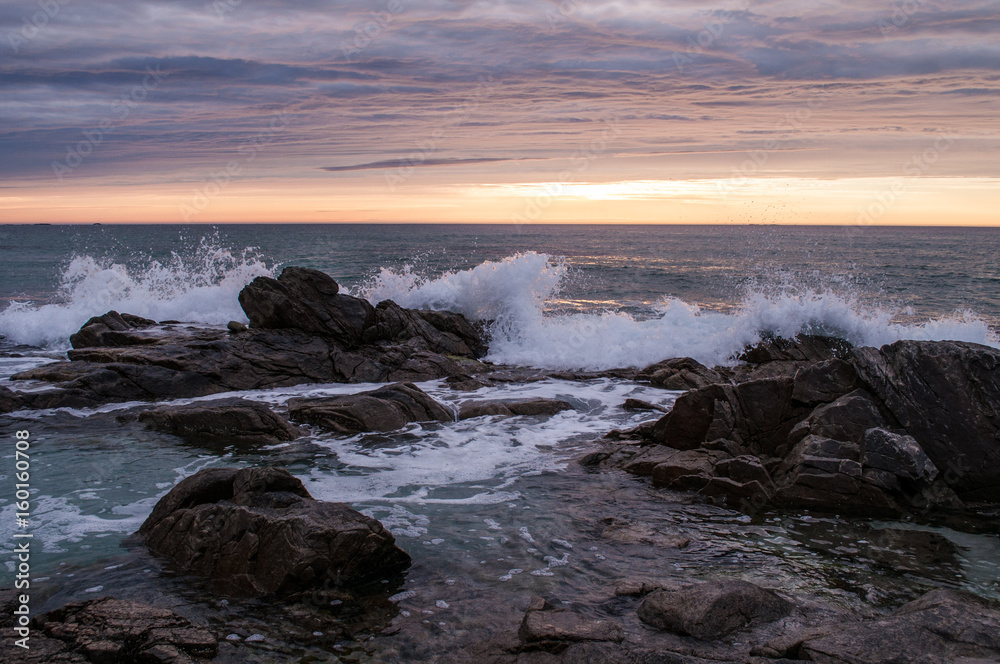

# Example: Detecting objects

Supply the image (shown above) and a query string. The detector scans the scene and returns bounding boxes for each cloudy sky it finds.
[1,0,998,224]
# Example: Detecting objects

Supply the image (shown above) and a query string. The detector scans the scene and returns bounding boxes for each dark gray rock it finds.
[10,597,219,664]
[651,449,730,490]
[238,266,374,344]
[740,334,853,365]
[852,340,1000,502]
[793,589,1000,663]
[0,385,25,414]
[861,427,938,484]
[226,320,248,333]
[458,397,573,420]
[138,398,299,446]
[786,389,887,450]
[621,398,668,412]
[518,597,624,652]
[637,357,723,391]
[791,358,861,406]
[288,382,452,435]
[138,467,411,596]
[637,579,792,640]
[70,310,157,349]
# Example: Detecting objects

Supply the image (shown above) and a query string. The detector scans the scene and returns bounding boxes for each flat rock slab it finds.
[288,382,452,435]
[637,579,793,640]
[519,599,624,652]
[458,397,574,419]
[137,397,299,446]
[5,597,218,664]
[138,467,410,596]
[766,589,1000,664]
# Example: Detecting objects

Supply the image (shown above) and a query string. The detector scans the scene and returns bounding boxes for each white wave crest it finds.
[0,240,273,348]
[361,253,999,370]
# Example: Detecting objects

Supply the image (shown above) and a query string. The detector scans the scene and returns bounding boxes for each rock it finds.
[621,398,668,412]
[238,266,374,344]
[600,517,690,548]
[651,449,730,490]
[637,357,723,391]
[138,467,411,596]
[0,385,25,414]
[786,389,887,450]
[740,334,852,365]
[28,597,218,664]
[791,358,861,406]
[773,434,900,514]
[652,384,739,451]
[861,427,938,485]
[795,589,1000,663]
[288,382,452,435]
[637,579,792,640]
[852,340,1000,502]
[519,598,624,652]
[227,320,248,333]
[137,398,299,446]
[457,397,573,420]
[70,310,157,349]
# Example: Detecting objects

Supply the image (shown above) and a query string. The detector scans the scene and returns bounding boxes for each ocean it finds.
[1,223,999,658]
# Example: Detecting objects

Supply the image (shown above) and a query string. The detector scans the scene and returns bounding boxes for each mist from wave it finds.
[0,239,273,348]
[360,252,999,369]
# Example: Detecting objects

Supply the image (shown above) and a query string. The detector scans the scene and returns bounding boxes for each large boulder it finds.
[138,467,411,596]
[637,579,792,640]
[238,267,374,344]
[0,385,25,414]
[364,300,487,358]
[137,398,299,446]
[288,382,452,435]
[852,340,1000,502]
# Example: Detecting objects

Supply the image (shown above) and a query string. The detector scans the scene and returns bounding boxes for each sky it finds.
[1,0,998,224]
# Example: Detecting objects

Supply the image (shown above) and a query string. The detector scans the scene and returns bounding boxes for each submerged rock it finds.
[137,398,300,446]
[288,382,452,434]
[637,579,793,640]
[5,597,218,664]
[518,597,624,652]
[761,589,1000,663]
[138,467,411,596]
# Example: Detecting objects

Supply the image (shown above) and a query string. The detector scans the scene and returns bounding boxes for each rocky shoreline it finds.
[2,266,999,664]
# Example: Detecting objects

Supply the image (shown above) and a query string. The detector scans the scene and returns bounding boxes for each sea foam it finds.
[360,252,999,369]
[0,240,273,348]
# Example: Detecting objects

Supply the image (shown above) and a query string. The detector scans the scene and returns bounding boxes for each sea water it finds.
[0,223,998,656]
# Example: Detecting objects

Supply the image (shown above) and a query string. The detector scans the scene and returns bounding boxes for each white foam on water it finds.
[0,239,273,348]
[300,378,675,506]
[360,252,1000,370]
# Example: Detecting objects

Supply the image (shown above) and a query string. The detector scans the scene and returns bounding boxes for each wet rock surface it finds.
[596,335,1000,517]
[137,398,300,446]
[2,596,218,664]
[288,382,453,434]
[138,467,411,596]
[8,267,487,408]
[457,397,574,420]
